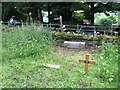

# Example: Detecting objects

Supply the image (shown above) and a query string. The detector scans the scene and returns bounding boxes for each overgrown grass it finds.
[93,41,118,87]
[2,24,52,60]
[2,24,119,88]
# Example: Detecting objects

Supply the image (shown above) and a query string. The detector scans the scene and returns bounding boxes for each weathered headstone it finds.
[43,64,61,69]
[64,41,85,49]
[80,42,85,49]
[86,40,97,45]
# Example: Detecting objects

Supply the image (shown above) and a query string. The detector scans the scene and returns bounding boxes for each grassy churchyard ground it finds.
[2,24,119,88]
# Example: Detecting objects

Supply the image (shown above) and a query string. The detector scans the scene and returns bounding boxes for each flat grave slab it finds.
[43,64,61,69]
[64,41,85,49]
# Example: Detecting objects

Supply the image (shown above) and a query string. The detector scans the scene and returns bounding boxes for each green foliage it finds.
[99,18,113,26]
[2,24,52,60]
[94,12,118,25]
[108,16,117,24]
[72,12,85,22]
[52,31,118,42]
[2,2,120,24]
[94,42,118,85]
[2,2,16,21]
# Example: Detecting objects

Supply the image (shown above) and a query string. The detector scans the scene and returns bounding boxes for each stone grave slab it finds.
[64,41,85,49]
[43,64,61,69]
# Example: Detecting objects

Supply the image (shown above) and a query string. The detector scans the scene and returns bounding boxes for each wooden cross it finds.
[79,54,96,74]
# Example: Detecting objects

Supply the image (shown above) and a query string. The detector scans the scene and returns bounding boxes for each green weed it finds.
[93,41,118,87]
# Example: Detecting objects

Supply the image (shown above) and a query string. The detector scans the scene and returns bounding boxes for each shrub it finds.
[99,18,113,26]
[52,31,118,42]
[72,12,85,23]
[108,16,117,24]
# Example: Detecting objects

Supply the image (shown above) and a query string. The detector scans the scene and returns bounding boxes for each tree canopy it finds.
[2,2,119,25]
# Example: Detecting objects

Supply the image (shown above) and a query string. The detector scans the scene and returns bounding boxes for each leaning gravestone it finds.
[64,41,85,49]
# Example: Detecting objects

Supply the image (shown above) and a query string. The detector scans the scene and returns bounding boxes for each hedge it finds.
[52,31,118,42]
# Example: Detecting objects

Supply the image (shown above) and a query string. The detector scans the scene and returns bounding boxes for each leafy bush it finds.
[108,16,117,24]
[72,12,85,22]
[99,18,113,26]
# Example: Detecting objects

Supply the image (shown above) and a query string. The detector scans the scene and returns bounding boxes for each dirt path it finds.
[53,45,98,60]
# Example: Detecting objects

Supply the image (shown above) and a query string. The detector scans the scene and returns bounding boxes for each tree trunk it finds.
[48,3,50,23]
[27,12,30,23]
[40,9,43,23]
[90,2,94,25]
[38,9,43,23]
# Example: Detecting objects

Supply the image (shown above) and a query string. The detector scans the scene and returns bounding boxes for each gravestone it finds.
[80,42,86,49]
[43,64,61,69]
[86,40,97,45]
[64,41,85,49]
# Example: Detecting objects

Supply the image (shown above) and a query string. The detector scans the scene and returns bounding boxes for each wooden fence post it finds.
[29,12,32,23]
[60,15,63,32]
[104,30,105,35]
[54,15,63,32]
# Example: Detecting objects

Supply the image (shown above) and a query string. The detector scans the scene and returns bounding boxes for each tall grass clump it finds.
[2,24,52,60]
[94,41,118,87]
